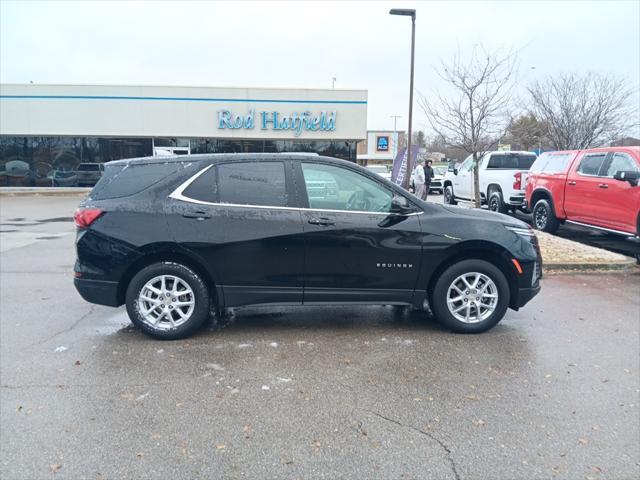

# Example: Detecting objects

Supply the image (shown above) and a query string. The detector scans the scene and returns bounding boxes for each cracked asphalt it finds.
[1,196,639,480]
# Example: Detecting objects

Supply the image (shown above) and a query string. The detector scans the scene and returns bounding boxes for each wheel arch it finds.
[117,246,219,307]
[486,183,502,197]
[426,241,520,310]
[530,188,557,215]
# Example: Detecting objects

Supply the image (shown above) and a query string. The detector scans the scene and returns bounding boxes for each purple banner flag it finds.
[390,145,419,187]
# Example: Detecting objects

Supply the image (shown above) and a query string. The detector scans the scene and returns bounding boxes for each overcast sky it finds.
[1,0,639,134]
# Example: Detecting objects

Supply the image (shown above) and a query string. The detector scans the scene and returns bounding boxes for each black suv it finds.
[74,154,541,339]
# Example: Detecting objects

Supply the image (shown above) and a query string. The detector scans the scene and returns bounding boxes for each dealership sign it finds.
[218,109,336,137]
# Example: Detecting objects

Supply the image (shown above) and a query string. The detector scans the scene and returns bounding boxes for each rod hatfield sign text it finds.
[218,110,336,137]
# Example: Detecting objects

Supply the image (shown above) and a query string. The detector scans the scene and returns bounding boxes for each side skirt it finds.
[219,286,426,309]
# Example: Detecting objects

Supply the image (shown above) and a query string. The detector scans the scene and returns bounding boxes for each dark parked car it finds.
[74,154,542,340]
[76,163,104,187]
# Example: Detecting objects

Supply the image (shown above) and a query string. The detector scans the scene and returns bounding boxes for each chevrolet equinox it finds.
[74,154,542,339]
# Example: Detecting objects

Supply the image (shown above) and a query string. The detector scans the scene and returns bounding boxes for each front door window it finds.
[301,163,393,213]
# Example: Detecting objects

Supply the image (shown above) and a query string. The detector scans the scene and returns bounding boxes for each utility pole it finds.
[390,115,401,131]
[332,77,336,89]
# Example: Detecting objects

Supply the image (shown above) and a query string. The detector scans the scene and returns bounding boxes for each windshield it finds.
[434,166,447,175]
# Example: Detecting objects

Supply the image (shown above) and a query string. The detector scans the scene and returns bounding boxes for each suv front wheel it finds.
[126,262,210,340]
[431,259,510,333]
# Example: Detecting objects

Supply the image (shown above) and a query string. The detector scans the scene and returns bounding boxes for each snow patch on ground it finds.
[206,363,225,371]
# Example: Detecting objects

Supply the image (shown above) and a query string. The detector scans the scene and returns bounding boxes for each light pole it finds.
[332,77,336,89]
[390,8,416,190]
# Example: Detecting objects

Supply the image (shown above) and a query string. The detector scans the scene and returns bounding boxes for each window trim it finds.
[170,163,423,216]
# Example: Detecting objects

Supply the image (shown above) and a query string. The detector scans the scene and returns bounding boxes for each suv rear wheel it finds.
[125,262,210,340]
[532,199,560,233]
[431,259,510,333]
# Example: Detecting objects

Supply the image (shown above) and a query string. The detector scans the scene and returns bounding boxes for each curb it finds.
[0,188,90,197]
[544,261,638,273]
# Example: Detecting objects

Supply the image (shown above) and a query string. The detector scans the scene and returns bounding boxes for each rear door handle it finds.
[567,181,577,186]
[598,183,609,189]
[182,211,212,220]
[308,217,335,226]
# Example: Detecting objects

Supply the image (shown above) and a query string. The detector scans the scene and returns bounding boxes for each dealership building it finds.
[0,84,367,186]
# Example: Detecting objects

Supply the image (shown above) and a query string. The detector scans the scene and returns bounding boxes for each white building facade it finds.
[0,84,367,186]
[356,130,404,164]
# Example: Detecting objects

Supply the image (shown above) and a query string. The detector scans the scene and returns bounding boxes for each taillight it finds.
[74,208,104,229]
[513,172,522,190]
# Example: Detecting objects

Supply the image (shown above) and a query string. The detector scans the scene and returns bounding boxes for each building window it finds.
[0,136,357,187]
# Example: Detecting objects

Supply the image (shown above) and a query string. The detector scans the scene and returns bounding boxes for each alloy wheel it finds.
[137,275,195,330]
[446,272,498,323]
[534,205,548,229]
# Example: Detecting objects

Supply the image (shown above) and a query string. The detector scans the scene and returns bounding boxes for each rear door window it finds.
[218,161,289,207]
[576,153,607,176]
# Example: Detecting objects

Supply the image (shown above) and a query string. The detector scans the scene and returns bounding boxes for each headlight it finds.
[505,225,536,238]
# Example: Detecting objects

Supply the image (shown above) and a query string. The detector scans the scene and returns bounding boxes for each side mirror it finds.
[390,195,414,214]
[613,170,640,186]
[453,168,458,175]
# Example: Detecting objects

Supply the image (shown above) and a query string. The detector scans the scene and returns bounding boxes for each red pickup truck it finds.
[525,146,640,238]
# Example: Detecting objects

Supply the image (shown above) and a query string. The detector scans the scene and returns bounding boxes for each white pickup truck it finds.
[442,151,537,213]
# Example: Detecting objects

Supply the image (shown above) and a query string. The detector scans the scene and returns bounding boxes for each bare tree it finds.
[419,46,517,207]
[528,73,638,150]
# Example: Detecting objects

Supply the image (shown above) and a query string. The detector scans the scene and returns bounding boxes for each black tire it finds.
[444,185,457,205]
[488,191,508,214]
[532,199,560,233]
[125,262,210,340]
[430,259,510,333]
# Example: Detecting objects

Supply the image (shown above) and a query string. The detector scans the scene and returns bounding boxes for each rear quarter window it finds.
[182,165,218,203]
[530,153,572,174]
[90,162,185,200]
[486,154,536,170]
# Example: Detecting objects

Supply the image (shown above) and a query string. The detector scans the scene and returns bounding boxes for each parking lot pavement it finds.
[1,202,639,480]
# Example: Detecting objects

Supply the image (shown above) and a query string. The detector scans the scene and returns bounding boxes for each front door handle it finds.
[567,181,577,186]
[308,217,335,226]
[598,183,609,189]
[182,211,212,220]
